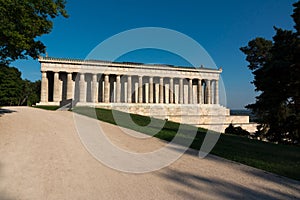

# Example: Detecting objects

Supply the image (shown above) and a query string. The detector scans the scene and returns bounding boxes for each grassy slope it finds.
[42,106,300,180]
[34,105,60,110]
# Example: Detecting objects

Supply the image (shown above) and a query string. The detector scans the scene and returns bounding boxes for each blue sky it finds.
[12,0,296,109]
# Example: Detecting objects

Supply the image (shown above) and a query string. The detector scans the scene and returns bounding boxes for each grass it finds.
[201,134,299,180]
[34,105,60,111]
[37,105,300,180]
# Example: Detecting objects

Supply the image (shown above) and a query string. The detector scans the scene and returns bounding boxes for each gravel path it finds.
[0,106,299,200]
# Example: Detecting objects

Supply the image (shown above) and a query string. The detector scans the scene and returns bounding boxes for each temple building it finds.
[37,57,256,133]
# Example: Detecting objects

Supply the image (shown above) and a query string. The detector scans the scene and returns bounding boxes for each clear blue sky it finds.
[12,0,296,109]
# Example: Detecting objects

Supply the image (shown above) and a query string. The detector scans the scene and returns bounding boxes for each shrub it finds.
[225,123,250,136]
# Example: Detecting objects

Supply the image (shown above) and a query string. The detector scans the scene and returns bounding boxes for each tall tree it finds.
[0,64,23,105]
[0,0,68,64]
[240,1,300,144]
[0,65,41,106]
[19,79,41,106]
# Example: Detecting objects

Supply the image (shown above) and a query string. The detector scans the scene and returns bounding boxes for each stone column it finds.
[215,79,219,104]
[79,73,86,102]
[149,77,153,103]
[127,75,132,103]
[159,77,164,103]
[179,78,184,104]
[138,76,143,103]
[145,83,149,103]
[198,79,202,104]
[92,74,98,103]
[189,78,193,104]
[116,75,121,103]
[59,77,63,102]
[165,84,169,104]
[104,74,110,103]
[67,72,73,100]
[53,72,60,102]
[169,78,174,104]
[155,83,159,103]
[174,82,179,104]
[40,71,48,102]
[206,79,211,104]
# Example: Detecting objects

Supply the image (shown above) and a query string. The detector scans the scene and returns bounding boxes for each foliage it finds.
[0,0,68,106]
[240,1,300,144]
[19,79,41,106]
[0,65,40,106]
[0,0,68,64]
[0,64,23,105]
[224,123,249,136]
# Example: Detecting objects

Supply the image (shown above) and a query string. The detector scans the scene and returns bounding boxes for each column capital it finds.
[92,73,98,81]
[41,71,47,77]
[80,73,85,80]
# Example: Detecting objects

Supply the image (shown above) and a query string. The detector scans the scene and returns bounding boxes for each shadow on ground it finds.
[157,166,299,200]
[0,108,16,117]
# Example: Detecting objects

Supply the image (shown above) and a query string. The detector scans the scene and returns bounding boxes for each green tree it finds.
[0,0,68,64]
[0,0,68,106]
[0,64,23,105]
[0,65,41,106]
[19,80,41,106]
[240,2,300,144]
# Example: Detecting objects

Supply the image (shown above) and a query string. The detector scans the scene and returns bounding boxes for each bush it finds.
[225,123,250,136]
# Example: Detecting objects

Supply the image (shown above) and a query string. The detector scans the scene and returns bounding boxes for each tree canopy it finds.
[240,1,300,144]
[0,64,40,106]
[0,0,68,106]
[0,0,68,64]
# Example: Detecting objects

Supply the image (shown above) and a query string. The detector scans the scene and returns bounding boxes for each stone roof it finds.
[39,56,222,73]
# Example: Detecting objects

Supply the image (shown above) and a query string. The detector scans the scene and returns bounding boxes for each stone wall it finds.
[75,103,255,133]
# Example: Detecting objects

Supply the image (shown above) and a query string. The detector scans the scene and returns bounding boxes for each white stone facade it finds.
[37,57,255,133]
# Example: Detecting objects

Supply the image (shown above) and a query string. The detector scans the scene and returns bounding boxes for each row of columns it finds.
[40,71,219,105]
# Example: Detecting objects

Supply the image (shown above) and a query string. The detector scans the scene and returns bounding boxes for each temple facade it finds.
[37,57,256,133]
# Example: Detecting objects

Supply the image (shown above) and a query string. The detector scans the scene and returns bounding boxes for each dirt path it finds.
[0,106,299,200]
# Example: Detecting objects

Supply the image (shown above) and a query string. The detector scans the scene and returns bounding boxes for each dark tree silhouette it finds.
[240,1,300,144]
